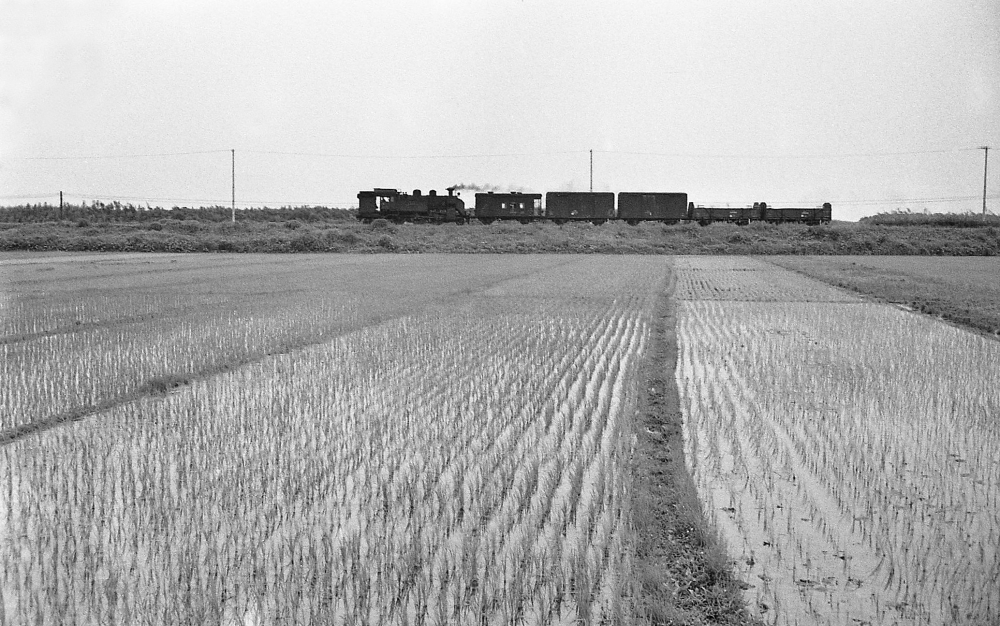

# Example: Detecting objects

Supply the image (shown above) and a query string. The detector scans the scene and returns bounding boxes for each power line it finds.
[7,150,232,161]
[698,194,1000,207]
[61,192,228,203]
[8,188,994,209]
[2,146,985,161]
[0,192,61,199]
[598,147,982,159]
[242,149,587,159]
[55,191,356,206]
[824,194,1000,206]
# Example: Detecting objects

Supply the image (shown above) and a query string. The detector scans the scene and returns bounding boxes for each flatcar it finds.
[689,202,761,226]
[357,188,468,223]
[762,202,832,225]
[544,192,615,224]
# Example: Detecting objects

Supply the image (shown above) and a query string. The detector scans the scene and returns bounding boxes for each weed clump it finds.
[146,374,190,395]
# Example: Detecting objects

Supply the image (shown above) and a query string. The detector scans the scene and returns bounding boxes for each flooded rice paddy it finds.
[675,256,1000,625]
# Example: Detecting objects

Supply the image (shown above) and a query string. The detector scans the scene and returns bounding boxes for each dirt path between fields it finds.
[631,266,761,625]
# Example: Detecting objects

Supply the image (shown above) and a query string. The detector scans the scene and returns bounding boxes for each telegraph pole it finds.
[231,149,236,223]
[589,149,593,192]
[980,146,989,215]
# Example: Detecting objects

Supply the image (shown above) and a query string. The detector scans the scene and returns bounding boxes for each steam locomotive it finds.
[357,188,832,225]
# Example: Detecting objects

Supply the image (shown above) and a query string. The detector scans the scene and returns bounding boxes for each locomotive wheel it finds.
[625,219,640,226]
[518,218,531,225]
[478,218,495,225]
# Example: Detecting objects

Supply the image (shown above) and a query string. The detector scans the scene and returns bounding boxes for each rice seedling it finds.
[675,256,1000,625]
[0,254,666,625]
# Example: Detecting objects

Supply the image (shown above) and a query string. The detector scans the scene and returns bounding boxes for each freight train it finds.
[357,188,832,225]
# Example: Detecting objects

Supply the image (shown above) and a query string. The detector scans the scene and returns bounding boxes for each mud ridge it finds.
[630,264,762,625]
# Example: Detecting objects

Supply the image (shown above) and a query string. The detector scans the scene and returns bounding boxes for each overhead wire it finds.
[0,192,63,200]
[60,191,356,206]
[2,144,991,209]
[7,190,994,210]
[596,147,981,159]
[3,146,983,161]
[241,149,587,159]
[8,150,231,161]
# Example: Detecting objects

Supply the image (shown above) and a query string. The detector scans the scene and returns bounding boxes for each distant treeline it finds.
[0,203,355,224]
[861,210,1000,227]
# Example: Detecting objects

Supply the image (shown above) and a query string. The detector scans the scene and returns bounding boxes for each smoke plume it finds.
[449,182,526,193]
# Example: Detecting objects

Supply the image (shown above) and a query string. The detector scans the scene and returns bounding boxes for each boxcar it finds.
[544,192,616,224]
[617,192,688,224]
[474,192,543,224]
[357,188,467,223]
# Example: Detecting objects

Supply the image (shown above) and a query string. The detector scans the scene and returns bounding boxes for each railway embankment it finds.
[1,218,999,255]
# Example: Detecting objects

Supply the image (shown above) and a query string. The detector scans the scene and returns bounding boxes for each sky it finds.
[1,0,998,221]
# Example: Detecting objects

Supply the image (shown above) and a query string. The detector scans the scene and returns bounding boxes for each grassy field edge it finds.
[767,256,1000,337]
[2,220,999,255]
[631,267,760,625]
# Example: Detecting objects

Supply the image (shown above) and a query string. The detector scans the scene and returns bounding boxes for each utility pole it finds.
[59,191,63,220]
[231,149,236,223]
[980,146,989,215]
[589,149,593,192]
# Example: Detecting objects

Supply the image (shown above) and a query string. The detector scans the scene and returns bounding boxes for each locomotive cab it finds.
[357,188,399,221]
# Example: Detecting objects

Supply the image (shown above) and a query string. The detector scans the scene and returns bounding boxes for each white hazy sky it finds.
[1,0,998,220]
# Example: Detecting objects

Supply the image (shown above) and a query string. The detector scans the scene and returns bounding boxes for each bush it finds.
[323,229,359,247]
[808,225,841,240]
[862,211,1000,227]
[371,218,391,230]
[290,230,322,252]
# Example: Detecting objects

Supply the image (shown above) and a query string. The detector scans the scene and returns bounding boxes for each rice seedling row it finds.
[1,254,594,433]
[673,256,862,303]
[0,254,666,625]
[675,257,1000,625]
